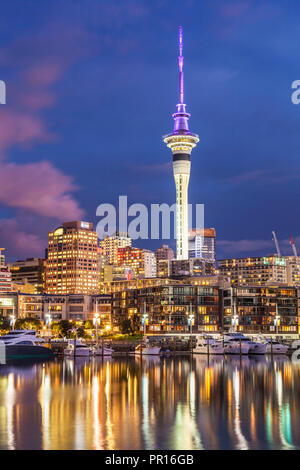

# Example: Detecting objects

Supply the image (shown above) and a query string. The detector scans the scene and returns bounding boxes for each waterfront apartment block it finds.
[102,274,230,295]
[218,256,288,286]
[222,286,300,334]
[0,292,111,326]
[188,228,216,262]
[8,257,45,293]
[112,284,221,333]
[45,221,98,295]
[99,232,131,265]
[286,256,300,286]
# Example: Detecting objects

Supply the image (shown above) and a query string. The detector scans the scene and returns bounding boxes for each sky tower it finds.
[163,27,199,260]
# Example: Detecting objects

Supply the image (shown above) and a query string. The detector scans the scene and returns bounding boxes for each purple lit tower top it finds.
[163,26,199,153]
[172,26,195,136]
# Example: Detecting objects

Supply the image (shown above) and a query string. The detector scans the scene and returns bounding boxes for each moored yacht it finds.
[265,340,288,355]
[134,343,161,355]
[64,339,92,357]
[0,330,53,359]
[224,332,266,355]
[193,336,224,355]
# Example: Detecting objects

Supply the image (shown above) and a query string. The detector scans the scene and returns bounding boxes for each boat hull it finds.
[93,348,113,356]
[4,344,53,359]
[248,342,267,355]
[135,346,161,355]
[64,348,91,357]
[266,344,288,355]
[224,342,250,355]
[194,345,224,355]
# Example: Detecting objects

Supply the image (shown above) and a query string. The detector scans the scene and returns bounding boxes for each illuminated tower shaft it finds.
[163,27,199,260]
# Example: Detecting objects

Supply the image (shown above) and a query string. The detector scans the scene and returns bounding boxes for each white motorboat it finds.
[134,344,161,355]
[224,332,266,355]
[265,340,288,355]
[64,340,92,357]
[93,345,113,356]
[193,336,224,355]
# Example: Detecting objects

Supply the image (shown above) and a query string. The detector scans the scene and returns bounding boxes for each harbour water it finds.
[0,355,299,450]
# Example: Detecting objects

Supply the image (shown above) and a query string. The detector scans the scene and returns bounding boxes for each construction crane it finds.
[272,231,281,257]
[290,236,298,257]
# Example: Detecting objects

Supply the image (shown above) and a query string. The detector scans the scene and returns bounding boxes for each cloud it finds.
[0,161,84,219]
[220,1,251,18]
[133,162,172,176]
[0,218,45,260]
[0,25,91,260]
[223,169,300,186]
[218,235,300,258]
[218,238,273,257]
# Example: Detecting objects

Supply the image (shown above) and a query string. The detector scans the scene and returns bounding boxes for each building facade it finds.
[99,232,131,265]
[112,284,221,333]
[155,245,174,262]
[0,266,11,294]
[188,228,216,262]
[8,257,45,293]
[117,246,156,279]
[286,256,300,286]
[0,292,111,325]
[218,256,287,286]
[222,286,300,335]
[45,221,98,295]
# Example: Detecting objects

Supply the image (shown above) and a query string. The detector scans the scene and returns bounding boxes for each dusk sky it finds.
[1,0,300,262]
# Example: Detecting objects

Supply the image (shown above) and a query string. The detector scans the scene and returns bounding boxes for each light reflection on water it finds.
[0,355,300,450]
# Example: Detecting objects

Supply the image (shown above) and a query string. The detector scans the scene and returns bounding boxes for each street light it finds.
[93,314,100,342]
[46,314,52,336]
[142,314,148,336]
[274,302,280,335]
[188,314,194,335]
[232,314,239,332]
[10,314,16,330]
[93,300,100,343]
[232,295,239,332]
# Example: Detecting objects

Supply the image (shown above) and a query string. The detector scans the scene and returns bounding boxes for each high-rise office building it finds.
[163,27,199,260]
[155,245,174,262]
[188,228,216,262]
[0,248,5,266]
[117,246,156,279]
[8,258,45,293]
[99,232,131,265]
[45,221,98,295]
[0,248,11,293]
[0,266,11,294]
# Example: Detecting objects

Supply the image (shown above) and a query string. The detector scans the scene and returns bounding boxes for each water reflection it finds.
[0,356,300,450]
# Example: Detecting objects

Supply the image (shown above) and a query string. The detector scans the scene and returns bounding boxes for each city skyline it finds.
[1,1,300,262]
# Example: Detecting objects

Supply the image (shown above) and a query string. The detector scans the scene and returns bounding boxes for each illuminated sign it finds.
[81,222,90,229]
[0,298,14,307]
